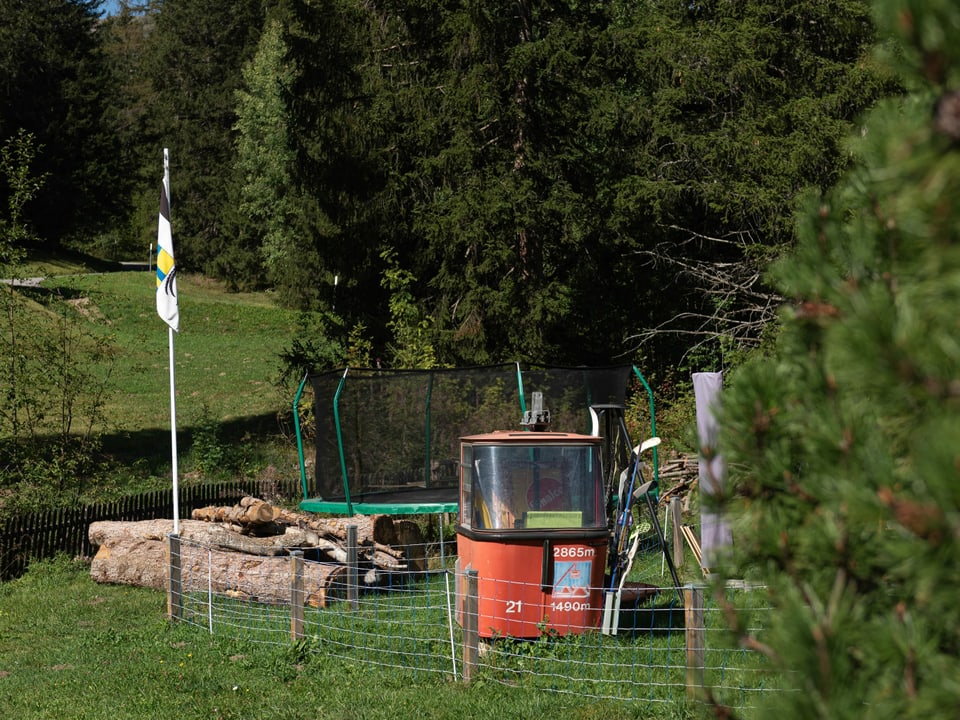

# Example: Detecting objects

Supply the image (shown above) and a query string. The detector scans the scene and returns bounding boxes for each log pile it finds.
[655,453,699,511]
[88,497,424,607]
[656,452,711,576]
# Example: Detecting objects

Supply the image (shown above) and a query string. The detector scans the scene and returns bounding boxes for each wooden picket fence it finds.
[0,478,300,581]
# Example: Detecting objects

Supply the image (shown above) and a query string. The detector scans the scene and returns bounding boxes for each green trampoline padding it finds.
[300,486,459,515]
[300,498,458,515]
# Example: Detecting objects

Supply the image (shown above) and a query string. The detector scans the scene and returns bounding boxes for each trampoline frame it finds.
[293,364,657,516]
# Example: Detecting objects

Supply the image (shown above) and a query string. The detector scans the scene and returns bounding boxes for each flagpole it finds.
[169,325,179,534]
[163,148,180,535]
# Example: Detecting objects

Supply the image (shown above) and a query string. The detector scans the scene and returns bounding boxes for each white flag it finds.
[156,179,179,332]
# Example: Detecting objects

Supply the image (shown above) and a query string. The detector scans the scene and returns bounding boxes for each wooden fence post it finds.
[290,550,305,641]
[347,524,359,610]
[462,568,479,684]
[684,584,705,700]
[671,498,684,570]
[167,533,183,622]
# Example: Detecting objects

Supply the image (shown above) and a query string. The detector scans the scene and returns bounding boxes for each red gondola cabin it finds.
[456,430,609,638]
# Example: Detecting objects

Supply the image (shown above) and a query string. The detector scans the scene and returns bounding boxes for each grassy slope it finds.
[0,559,664,720]
[0,268,309,506]
[45,271,303,432]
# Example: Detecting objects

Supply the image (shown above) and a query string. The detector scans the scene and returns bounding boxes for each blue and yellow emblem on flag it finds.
[156,181,179,332]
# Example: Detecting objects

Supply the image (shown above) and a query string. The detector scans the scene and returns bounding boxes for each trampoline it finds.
[294,363,657,516]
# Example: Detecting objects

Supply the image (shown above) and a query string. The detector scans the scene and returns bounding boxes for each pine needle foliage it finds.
[718,2,960,718]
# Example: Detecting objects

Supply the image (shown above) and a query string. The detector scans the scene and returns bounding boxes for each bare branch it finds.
[627,223,785,359]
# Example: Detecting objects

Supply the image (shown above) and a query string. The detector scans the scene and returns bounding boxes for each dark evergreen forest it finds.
[1,0,899,372]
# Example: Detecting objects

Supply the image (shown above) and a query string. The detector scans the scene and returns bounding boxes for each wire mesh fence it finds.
[168,534,775,711]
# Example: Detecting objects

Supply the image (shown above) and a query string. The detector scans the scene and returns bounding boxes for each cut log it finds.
[88,504,428,605]
[89,518,411,566]
[89,519,350,607]
[194,498,402,548]
[394,519,426,573]
[189,497,421,567]
[191,497,279,526]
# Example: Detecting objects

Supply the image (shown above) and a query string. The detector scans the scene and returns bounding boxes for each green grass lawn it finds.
[0,268,312,508]
[45,271,304,432]
[0,558,683,720]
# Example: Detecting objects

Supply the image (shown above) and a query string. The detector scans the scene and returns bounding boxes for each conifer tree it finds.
[610,0,897,369]
[225,16,297,294]
[142,0,264,272]
[718,1,960,716]
[0,0,117,243]
[278,0,375,315]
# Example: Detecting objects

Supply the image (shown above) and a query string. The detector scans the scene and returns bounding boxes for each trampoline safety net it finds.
[301,364,635,514]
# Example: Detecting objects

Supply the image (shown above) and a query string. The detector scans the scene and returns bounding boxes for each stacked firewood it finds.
[655,452,709,574]
[88,497,424,607]
[189,496,419,569]
[655,453,700,511]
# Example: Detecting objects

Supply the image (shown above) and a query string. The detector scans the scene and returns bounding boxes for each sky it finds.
[100,1,122,16]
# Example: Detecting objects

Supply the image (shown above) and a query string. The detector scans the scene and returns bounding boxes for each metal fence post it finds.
[347,524,359,610]
[167,533,182,622]
[290,550,304,641]
[462,569,479,683]
[684,584,705,700]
